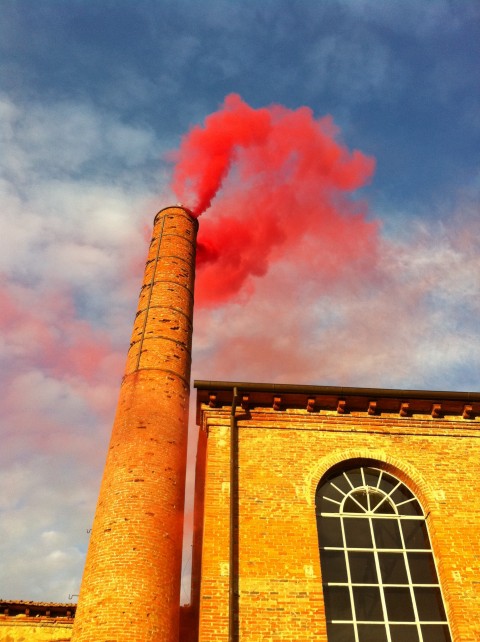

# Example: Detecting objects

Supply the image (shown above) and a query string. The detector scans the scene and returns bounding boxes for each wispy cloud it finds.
[0,94,165,600]
[192,205,480,390]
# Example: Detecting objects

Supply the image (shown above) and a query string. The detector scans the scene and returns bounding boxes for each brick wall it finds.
[0,602,74,642]
[0,619,73,642]
[195,390,480,641]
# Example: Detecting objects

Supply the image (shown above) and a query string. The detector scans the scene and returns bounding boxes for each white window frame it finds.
[317,466,452,642]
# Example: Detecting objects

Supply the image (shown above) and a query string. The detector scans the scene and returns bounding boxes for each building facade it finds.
[193,382,480,642]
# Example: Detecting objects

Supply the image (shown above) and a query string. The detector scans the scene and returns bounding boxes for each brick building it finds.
[5,207,479,641]
[192,382,480,642]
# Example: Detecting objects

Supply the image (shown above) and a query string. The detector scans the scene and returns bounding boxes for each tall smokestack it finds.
[72,206,198,642]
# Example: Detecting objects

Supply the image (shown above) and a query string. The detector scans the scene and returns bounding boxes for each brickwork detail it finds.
[72,207,197,642]
[0,620,72,642]
[196,403,480,642]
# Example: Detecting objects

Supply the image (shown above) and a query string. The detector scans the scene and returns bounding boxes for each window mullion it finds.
[399,514,423,641]
[369,513,392,642]
[340,515,359,642]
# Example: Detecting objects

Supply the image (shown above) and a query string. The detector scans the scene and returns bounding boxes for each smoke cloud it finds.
[171,94,378,306]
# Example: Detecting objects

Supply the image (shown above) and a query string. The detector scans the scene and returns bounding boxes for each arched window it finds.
[316,465,451,642]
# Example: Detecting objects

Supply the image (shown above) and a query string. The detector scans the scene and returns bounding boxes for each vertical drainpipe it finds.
[229,386,239,642]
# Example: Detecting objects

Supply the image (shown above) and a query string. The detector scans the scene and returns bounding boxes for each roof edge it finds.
[193,380,480,402]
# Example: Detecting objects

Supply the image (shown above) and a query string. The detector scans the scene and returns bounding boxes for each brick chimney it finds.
[72,206,198,641]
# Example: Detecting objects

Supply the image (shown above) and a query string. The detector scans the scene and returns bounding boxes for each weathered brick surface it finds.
[196,401,480,642]
[72,207,197,642]
[0,619,72,642]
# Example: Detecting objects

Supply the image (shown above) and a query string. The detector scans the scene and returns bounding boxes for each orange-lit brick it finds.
[72,207,197,642]
[193,385,480,642]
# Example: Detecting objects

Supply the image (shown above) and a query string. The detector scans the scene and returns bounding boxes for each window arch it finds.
[315,464,451,642]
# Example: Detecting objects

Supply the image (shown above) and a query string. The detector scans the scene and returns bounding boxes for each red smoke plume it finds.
[171,94,378,306]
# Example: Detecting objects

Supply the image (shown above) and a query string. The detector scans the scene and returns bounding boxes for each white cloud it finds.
[0,94,165,600]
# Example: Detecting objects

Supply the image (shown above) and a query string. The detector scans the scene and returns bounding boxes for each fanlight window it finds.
[316,466,451,642]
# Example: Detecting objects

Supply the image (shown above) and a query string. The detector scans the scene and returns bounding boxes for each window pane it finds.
[384,587,415,621]
[372,496,396,514]
[318,516,343,547]
[408,552,438,584]
[363,468,381,488]
[378,552,408,584]
[415,587,447,622]
[345,468,363,490]
[321,550,348,583]
[318,486,342,513]
[335,474,358,495]
[344,494,368,513]
[353,586,383,621]
[326,622,355,642]
[373,518,402,548]
[395,498,423,517]
[390,485,423,516]
[357,624,388,642]
[343,517,373,548]
[324,586,352,621]
[402,520,429,550]
[421,624,452,642]
[390,484,413,504]
[349,551,377,583]
[369,490,387,513]
[390,624,420,642]
[377,473,399,495]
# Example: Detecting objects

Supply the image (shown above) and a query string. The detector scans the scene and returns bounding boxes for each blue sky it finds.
[1,0,479,603]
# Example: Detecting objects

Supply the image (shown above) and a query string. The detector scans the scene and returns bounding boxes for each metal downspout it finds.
[229,386,238,642]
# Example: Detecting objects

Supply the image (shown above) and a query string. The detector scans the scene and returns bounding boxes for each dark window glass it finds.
[384,587,415,621]
[421,624,452,642]
[324,586,352,621]
[326,622,355,642]
[322,550,348,583]
[349,551,377,584]
[378,552,408,584]
[343,517,372,548]
[345,468,363,490]
[357,624,388,642]
[415,587,447,622]
[318,486,342,513]
[402,520,429,550]
[344,493,367,513]
[372,496,396,514]
[390,624,420,642]
[373,518,402,549]
[331,473,356,495]
[395,497,423,516]
[390,484,413,504]
[368,490,387,512]
[363,469,381,488]
[383,484,418,514]
[353,586,383,621]
[377,473,399,495]
[408,552,438,584]
[390,486,423,517]
[318,516,343,547]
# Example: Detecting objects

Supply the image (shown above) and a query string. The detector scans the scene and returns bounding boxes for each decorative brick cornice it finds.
[0,600,76,619]
[195,380,479,421]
